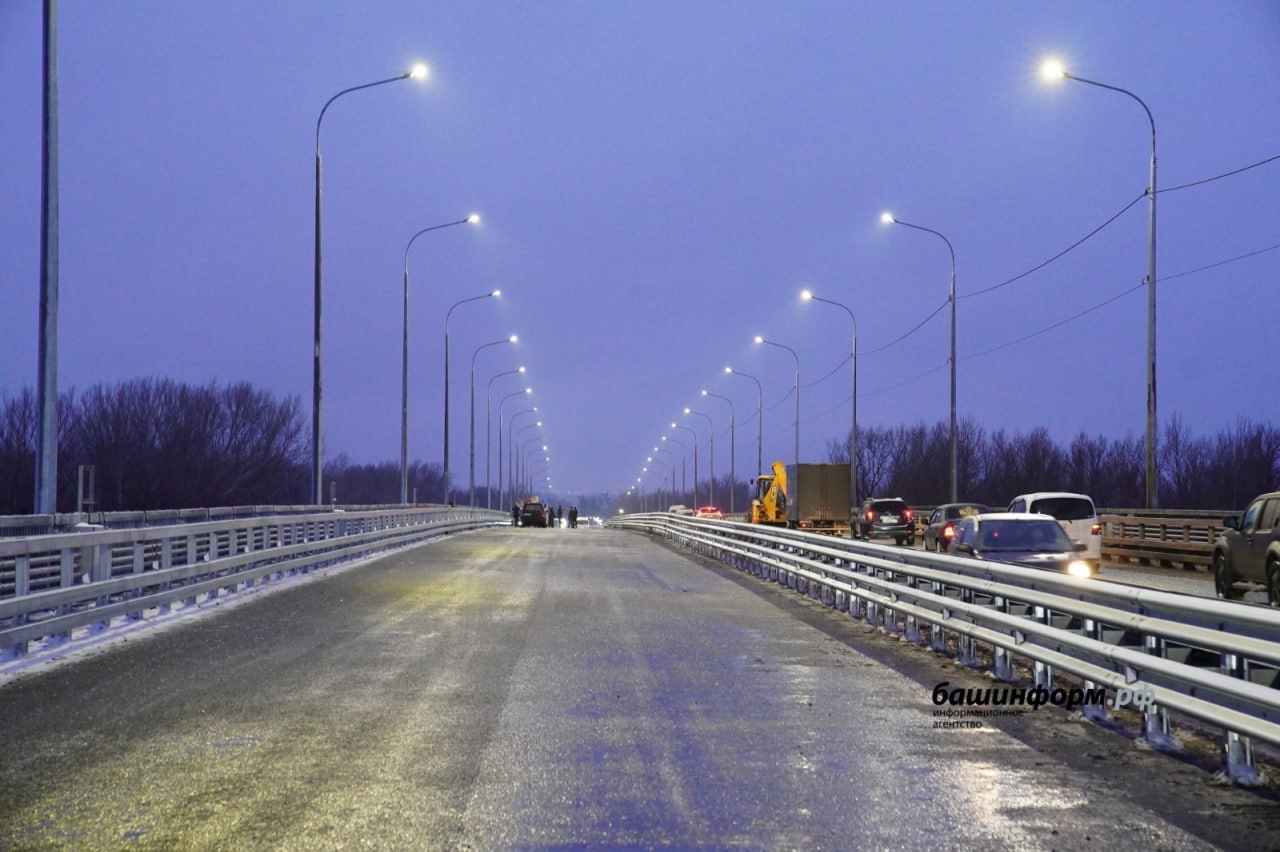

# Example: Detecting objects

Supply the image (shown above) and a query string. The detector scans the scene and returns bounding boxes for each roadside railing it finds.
[607,512,1280,784]
[0,506,507,661]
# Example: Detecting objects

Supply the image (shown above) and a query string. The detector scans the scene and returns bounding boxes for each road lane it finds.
[1,527,1273,848]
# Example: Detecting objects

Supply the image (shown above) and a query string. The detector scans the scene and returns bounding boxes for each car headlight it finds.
[1066,560,1092,578]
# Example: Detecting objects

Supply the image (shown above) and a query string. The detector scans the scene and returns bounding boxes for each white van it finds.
[1006,492,1101,570]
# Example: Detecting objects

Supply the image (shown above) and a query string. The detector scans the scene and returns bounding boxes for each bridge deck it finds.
[0,527,1272,848]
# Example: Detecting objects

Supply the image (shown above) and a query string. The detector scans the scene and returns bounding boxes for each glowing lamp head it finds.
[801,289,813,301]
[409,63,429,80]
[467,213,481,224]
[1041,59,1067,81]
[683,407,691,415]
[508,334,518,343]
[517,366,525,373]
[524,387,532,394]
[880,212,895,225]
[491,289,501,297]
[724,366,733,374]
[671,422,677,429]
[753,335,764,344]
[700,390,708,397]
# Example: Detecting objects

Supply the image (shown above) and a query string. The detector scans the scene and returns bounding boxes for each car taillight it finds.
[1091,522,1101,536]
[904,509,913,521]
[943,525,955,539]
[865,510,875,522]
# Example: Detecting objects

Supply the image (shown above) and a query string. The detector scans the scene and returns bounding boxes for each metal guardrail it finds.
[0,506,507,660]
[607,512,1280,784]
[0,503,460,538]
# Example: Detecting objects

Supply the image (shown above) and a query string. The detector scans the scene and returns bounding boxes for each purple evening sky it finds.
[2,1,1277,501]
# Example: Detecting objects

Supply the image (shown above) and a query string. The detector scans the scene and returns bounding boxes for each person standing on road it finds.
[569,506,579,528]
[555,505,563,529]
[512,503,519,527]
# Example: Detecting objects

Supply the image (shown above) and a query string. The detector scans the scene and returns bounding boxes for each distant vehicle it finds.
[922,503,989,552]
[668,504,694,516]
[520,501,547,528]
[950,513,1093,577]
[749,461,851,536]
[855,497,914,546]
[1006,492,1101,571]
[694,506,724,519]
[1213,492,1280,605]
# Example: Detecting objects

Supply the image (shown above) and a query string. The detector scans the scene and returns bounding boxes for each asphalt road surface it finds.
[2,527,1277,849]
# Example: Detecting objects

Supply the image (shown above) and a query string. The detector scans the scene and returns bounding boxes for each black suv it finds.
[855,497,915,546]
[520,502,548,528]
[1213,492,1280,605]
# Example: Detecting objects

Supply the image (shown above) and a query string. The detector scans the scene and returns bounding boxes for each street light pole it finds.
[471,336,517,506]
[313,63,427,505]
[498,390,532,509]
[662,435,686,502]
[802,290,859,511]
[400,215,478,504]
[486,367,524,509]
[702,390,736,514]
[1043,61,1158,509]
[671,423,699,507]
[881,214,957,503]
[510,410,539,500]
[755,337,800,523]
[443,290,499,502]
[726,367,763,481]
[685,407,716,509]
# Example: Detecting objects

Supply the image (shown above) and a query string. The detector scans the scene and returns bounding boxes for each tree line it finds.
[825,415,1279,510]
[2,379,1274,515]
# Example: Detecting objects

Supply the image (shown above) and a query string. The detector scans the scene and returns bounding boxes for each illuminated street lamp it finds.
[684,407,715,509]
[881,213,957,503]
[312,63,428,504]
[399,214,479,504]
[1042,59,1159,509]
[485,366,524,508]
[671,422,699,507]
[701,390,735,513]
[802,288,859,510]
[471,336,518,505]
[754,335,800,517]
[725,366,764,480]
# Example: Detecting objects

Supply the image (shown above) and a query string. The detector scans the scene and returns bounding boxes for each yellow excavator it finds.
[750,461,789,526]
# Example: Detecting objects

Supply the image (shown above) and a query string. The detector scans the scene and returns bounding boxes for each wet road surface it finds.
[1,527,1276,849]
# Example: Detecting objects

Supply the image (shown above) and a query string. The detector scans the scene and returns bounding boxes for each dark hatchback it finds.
[855,498,915,546]
[922,502,989,552]
[949,513,1093,577]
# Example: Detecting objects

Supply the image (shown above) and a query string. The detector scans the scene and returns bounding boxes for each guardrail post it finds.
[1079,618,1108,721]
[991,597,1016,681]
[88,543,112,634]
[929,581,946,651]
[1219,652,1260,785]
[1032,605,1053,691]
[127,542,145,621]
[3,556,31,659]
[954,587,980,664]
[1141,635,1172,746]
[158,537,173,614]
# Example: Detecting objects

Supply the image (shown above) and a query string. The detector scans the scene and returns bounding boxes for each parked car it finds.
[950,513,1093,577]
[694,506,724,520]
[1213,491,1280,605]
[1006,492,1101,570]
[922,502,990,552]
[855,497,915,545]
[520,501,547,527]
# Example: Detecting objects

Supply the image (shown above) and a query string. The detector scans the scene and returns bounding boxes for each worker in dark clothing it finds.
[512,503,520,527]
[569,506,579,528]
[555,505,563,528]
